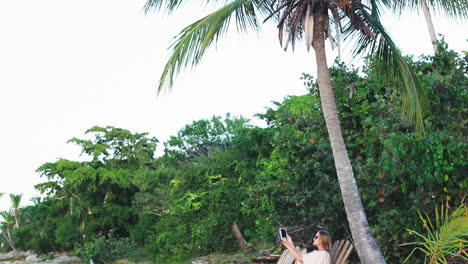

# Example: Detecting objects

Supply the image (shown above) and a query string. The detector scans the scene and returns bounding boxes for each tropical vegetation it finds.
[144,0,435,261]
[0,41,466,263]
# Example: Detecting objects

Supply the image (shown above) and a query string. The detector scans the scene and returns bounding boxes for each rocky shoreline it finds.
[0,251,81,264]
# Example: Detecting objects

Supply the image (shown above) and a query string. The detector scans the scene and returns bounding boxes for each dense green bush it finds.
[73,237,136,264]
[11,198,68,253]
[140,115,261,261]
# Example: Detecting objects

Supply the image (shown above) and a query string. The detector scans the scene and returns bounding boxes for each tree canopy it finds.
[1,44,466,263]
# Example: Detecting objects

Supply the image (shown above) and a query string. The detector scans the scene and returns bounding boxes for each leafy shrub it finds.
[73,237,136,264]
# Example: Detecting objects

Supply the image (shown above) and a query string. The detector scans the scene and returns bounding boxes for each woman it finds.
[281,230,331,264]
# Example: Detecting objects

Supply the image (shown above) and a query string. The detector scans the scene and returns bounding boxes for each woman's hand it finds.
[281,237,289,248]
[286,234,294,246]
[281,235,304,263]
[281,234,294,248]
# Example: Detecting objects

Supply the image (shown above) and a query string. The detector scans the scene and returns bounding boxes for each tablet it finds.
[279,227,287,239]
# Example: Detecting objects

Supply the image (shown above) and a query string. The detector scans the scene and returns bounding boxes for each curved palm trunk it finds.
[1,228,18,252]
[333,19,341,61]
[13,209,19,228]
[421,0,438,54]
[312,6,386,264]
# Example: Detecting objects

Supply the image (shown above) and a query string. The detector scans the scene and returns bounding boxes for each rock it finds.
[25,254,38,262]
[191,260,210,264]
[0,251,27,260]
[49,255,82,263]
[14,251,27,258]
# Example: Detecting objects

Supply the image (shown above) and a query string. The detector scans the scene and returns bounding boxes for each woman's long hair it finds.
[317,230,332,252]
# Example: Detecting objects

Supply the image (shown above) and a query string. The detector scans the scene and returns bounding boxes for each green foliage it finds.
[35,126,158,241]
[332,41,467,263]
[164,114,251,158]
[68,126,158,169]
[7,42,466,264]
[401,201,467,264]
[72,237,136,264]
[11,198,75,253]
[141,43,465,262]
[55,214,81,249]
[143,115,259,261]
[250,89,346,243]
[9,127,158,254]
[9,194,21,208]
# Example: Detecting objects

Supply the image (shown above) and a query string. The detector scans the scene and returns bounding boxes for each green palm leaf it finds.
[9,194,22,209]
[390,0,468,20]
[401,201,468,263]
[153,0,260,92]
[143,0,185,14]
[0,211,14,225]
[343,3,428,134]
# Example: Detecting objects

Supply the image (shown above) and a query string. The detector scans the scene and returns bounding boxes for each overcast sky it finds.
[0,0,466,212]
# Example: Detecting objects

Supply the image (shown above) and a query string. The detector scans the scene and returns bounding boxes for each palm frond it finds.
[0,211,14,224]
[9,194,22,209]
[344,5,428,134]
[266,0,327,51]
[401,201,468,263]
[368,0,389,19]
[157,0,261,92]
[254,0,277,18]
[235,0,260,31]
[390,0,468,20]
[340,1,375,40]
[143,0,245,14]
[262,1,288,23]
[432,204,468,262]
[143,0,181,14]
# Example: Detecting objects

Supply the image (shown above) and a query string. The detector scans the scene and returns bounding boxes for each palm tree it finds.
[390,0,468,54]
[9,194,22,228]
[144,1,430,263]
[0,211,17,252]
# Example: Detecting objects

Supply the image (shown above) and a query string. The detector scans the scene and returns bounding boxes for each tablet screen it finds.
[279,227,287,238]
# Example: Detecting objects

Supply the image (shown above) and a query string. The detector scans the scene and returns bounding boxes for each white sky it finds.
[0,0,466,212]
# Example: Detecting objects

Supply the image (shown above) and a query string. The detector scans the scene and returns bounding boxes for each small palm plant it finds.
[0,210,18,252]
[9,194,22,228]
[401,200,468,264]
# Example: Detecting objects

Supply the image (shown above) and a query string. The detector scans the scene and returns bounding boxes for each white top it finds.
[301,250,331,264]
